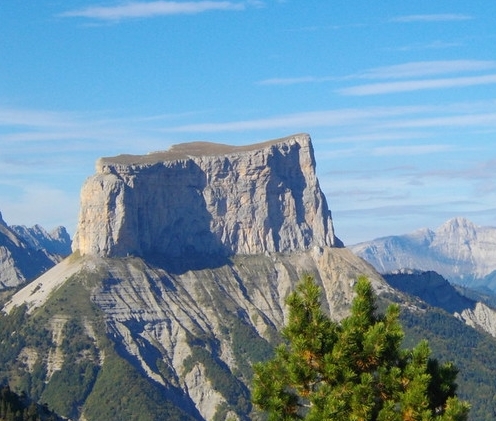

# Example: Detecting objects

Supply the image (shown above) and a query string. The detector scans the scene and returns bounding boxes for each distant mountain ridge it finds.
[383,269,496,338]
[350,217,496,292]
[0,212,71,289]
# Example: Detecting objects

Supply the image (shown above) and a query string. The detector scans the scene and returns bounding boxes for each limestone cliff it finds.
[72,134,340,258]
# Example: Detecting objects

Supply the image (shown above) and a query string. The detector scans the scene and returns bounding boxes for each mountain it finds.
[2,134,496,420]
[11,224,71,257]
[383,269,496,338]
[2,134,381,421]
[350,217,496,292]
[0,212,71,290]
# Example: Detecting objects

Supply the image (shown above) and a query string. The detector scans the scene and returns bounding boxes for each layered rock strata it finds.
[73,134,340,257]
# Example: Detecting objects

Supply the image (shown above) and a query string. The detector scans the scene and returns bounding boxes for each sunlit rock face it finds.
[73,133,341,258]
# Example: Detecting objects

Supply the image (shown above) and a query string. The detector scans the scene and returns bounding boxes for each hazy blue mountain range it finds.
[350,217,496,293]
[0,212,71,289]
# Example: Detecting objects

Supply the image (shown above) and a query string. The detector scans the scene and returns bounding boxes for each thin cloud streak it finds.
[372,144,453,156]
[389,40,463,52]
[60,1,245,20]
[379,112,496,129]
[164,105,496,133]
[356,60,496,80]
[257,60,496,87]
[339,74,496,96]
[162,106,431,132]
[391,14,473,23]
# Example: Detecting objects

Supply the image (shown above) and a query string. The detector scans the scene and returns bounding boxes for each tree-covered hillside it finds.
[1,269,496,420]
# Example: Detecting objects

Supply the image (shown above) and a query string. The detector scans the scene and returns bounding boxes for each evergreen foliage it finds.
[0,384,63,421]
[252,275,470,420]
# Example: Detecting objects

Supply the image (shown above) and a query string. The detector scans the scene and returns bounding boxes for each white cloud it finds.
[379,112,496,129]
[338,74,496,96]
[1,185,80,234]
[356,60,496,80]
[372,144,453,156]
[60,1,246,20]
[389,40,463,52]
[391,14,473,23]
[257,60,496,87]
[162,106,431,132]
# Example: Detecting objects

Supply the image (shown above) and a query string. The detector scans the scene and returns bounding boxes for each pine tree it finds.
[252,275,470,421]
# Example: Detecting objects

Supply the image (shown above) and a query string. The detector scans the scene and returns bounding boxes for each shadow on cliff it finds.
[136,160,232,274]
[266,143,308,249]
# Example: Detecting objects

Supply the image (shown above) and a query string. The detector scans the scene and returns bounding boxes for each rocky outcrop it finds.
[0,212,71,289]
[350,217,496,291]
[460,302,496,337]
[73,134,341,258]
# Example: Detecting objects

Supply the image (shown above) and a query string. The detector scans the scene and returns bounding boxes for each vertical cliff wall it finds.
[72,133,340,257]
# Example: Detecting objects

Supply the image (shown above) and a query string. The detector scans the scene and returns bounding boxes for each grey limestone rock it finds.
[73,133,341,258]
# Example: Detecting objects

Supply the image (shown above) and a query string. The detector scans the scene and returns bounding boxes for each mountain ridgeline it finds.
[350,217,496,293]
[1,134,496,420]
[0,213,71,289]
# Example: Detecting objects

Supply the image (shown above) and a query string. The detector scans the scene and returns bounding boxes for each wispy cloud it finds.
[162,106,432,132]
[338,74,496,96]
[257,60,496,87]
[1,184,80,232]
[356,60,496,80]
[391,14,473,23]
[379,112,496,130]
[60,1,246,21]
[372,144,453,156]
[389,40,463,52]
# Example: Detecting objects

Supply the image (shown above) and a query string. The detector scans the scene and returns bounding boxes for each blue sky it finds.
[1,1,496,245]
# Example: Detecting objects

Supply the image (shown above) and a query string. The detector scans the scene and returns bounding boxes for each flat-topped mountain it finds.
[2,134,385,421]
[73,133,341,258]
[5,136,496,420]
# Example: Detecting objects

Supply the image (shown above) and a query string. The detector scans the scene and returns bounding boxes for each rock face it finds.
[350,217,496,291]
[0,212,71,289]
[73,134,341,258]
